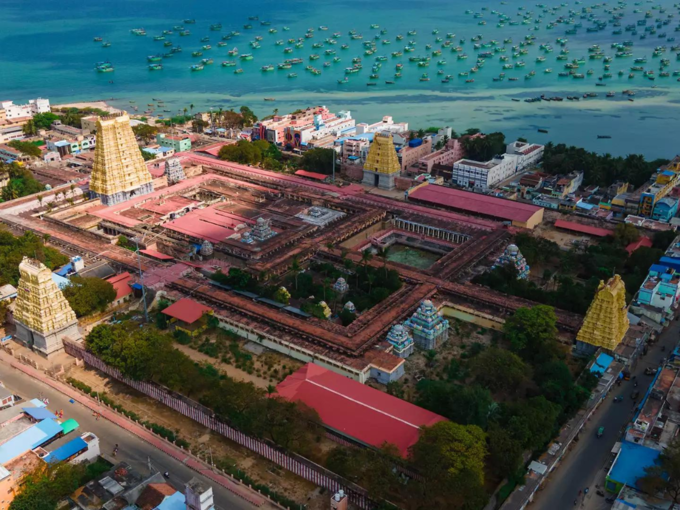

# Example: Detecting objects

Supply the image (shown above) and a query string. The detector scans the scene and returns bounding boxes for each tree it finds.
[290,256,301,290]
[132,123,158,143]
[299,148,335,175]
[192,119,209,133]
[239,105,258,126]
[10,462,90,510]
[613,222,640,246]
[410,421,487,489]
[8,141,42,158]
[638,436,680,503]
[416,380,495,429]
[30,112,60,130]
[139,147,155,161]
[462,132,506,161]
[470,347,529,393]
[653,230,677,250]
[22,119,37,136]
[504,305,558,363]
[487,424,524,478]
[62,276,117,317]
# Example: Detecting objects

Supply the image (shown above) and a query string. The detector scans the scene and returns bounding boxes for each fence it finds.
[63,341,374,509]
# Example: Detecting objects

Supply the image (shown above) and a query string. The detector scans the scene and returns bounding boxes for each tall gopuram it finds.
[576,275,629,353]
[362,132,401,190]
[492,244,530,279]
[13,257,81,356]
[90,113,154,206]
[386,324,414,358]
[404,299,450,350]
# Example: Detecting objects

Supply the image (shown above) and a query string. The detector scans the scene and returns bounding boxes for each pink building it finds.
[404,136,481,176]
[400,138,432,171]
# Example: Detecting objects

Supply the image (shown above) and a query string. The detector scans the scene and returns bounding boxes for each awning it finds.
[60,418,79,435]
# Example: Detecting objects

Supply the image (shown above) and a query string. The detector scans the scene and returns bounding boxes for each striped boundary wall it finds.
[63,341,374,509]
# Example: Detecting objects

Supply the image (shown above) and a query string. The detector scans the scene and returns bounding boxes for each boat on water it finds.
[240,54,254,60]
[210,24,222,31]
[102,42,111,48]
[597,135,612,138]
[338,77,349,84]
[147,55,162,62]
[201,58,214,65]
[228,47,239,56]
[202,45,212,50]
[234,68,244,74]
[180,30,191,36]
[94,36,103,42]
[131,28,146,36]
[288,72,297,78]
[261,65,275,71]
[222,61,236,67]
[148,63,163,70]
[192,51,203,57]
[95,61,114,72]
[154,35,165,41]
[190,64,204,71]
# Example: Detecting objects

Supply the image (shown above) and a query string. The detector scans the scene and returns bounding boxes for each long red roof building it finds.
[276,364,446,457]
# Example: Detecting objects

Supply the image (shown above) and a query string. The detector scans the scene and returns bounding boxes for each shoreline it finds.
[52,100,120,113]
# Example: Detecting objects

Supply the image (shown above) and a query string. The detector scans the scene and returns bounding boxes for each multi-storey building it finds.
[505,140,545,171]
[0,98,50,121]
[452,154,520,190]
[156,133,191,152]
[400,138,432,171]
[639,156,680,217]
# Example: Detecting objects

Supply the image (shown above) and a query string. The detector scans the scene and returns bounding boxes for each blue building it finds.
[606,441,660,493]
[652,197,679,222]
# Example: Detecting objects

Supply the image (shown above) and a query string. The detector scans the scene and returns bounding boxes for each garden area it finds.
[473,226,677,314]
[211,256,403,326]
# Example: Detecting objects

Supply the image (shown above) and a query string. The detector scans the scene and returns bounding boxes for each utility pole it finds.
[133,236,149,323]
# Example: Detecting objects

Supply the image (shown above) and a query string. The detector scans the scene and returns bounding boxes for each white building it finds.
[355,116,409,147]
[506,141,545,171]
[0,98,50,120]
[452,154,520,190]
[300,111,355,143]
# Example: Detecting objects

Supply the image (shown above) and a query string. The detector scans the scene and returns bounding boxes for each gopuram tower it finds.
[362,132,401,190]
[90,113,154,206]
[13,257,81,356]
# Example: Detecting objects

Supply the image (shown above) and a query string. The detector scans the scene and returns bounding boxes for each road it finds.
[0,361,262,510]
[531,319,679,510]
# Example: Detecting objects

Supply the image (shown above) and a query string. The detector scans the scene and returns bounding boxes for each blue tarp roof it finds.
[590,353,614,374]
[660,257,680,270]
[22,407,56,421]
[609,441,661,487]
[650,264,671,274]
[55,263,73,277]
[0,419,62,464]
[156,492,185,510]
[44,436,87,464]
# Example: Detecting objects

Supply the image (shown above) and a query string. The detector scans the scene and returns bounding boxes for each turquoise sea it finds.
[2,0,680,158]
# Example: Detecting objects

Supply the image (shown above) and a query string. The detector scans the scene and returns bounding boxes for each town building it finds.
[90,113,154,206]
[635,264,680,313]
[407,183,544,229]
[405,137,470,176]
[505,140,545,170]
[651,197,678,222]
[283,110,354,149]
[638,156,680,217]
[404,299,450,350]
[576,275,629,354]
[80,116,99,135]
[355,116,409,146]
[162,298,213,338]
[156,133,192,152]
[142,146,175,160]
[105,272,133,308]
[400,138,432,171]
[0,145,29,164]
[275,363,446,457]
[13,257,81,357]
[185,477,215,510]
[165,157,186,184]
[362,132,401,190]
[451,154,520,190]
[0,99,50,121]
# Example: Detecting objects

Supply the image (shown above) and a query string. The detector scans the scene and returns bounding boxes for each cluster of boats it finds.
[90,3,680,93]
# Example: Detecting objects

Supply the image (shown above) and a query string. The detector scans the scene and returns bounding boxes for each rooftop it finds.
[276,364,446,456]
[408,184,542,223]
[162,297,212,324]
[608,441,660,489]
[554,219,615,237]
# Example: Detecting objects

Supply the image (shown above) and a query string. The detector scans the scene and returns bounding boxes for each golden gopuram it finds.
[576,274,630,352]
[90,113,154,206]
[13,257,81,356]
[362,132,401,190]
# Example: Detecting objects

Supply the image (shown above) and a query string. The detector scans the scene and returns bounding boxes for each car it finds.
[596,426,605,438]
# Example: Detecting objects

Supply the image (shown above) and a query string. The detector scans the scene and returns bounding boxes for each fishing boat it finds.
[222,61,236,67]
[309,54,320,60]
[278,62,292,69]
[201,36,210,42]
[201,58,214,65]
[94,37,103,42]
[95,61,114,72]
[154,35,165,41]
[210,24,222,31]
[147,55,162,62]
[190,64,204,71]
[148,63,163,70]
[184,19,196,24]
[240,54,254,60]
[234,68,244,74]
[102,42,111,48]
[288,72,297,78]
[218,41,227,47]
[202,45,212,50]
[191,51,203,57]
[131,28,147,36]
[261,65,274,71]
[180,30,191,36]
[338,77,349,84]
[171,46,182,53]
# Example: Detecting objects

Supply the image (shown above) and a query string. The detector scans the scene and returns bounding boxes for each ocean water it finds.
[2,0,680,157]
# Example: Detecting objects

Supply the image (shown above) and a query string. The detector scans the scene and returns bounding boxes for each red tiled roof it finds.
[626,236,653,255]
[135,483,177,510]
[408,184,542,223]
[140,248,174,261]
[554,219,615,237]
[198,142,229,157]
[162,297,212,324]
[276,364,446,457]
[105,272,133,301]
[294,169,329,181]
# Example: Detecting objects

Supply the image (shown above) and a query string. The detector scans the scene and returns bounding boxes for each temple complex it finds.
[165,157,186,184]
[576,275,630,353]
[492,244,530,279]
[13,257,81,356]
[404,299,450,350]
[333,277,349,294]
[362,132,401,190]
[386,324,414,358]
[90,113,154,205]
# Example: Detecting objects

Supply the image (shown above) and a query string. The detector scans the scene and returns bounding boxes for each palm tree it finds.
[67,198,74,207]
[325,241,335,252]
[266,384,276,397]
[37,194,43,206]
[273,108,279,117]
[69,183,75,197]
[378,246,391,277]
[367,272,376,294]
[183,107,188,118]
[360,249,373,269]
[290,256,301,290]
[322,277,331,301]
[217,107,223,128]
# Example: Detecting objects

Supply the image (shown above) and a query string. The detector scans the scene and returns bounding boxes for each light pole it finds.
[132,235,150,323]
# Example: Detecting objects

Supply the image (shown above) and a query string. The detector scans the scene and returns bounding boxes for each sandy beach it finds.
[52,101,120,113]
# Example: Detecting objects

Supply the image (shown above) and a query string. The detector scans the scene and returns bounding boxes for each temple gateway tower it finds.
[362,132,401,190]
[13,257,81,356]
[90,113,154,206]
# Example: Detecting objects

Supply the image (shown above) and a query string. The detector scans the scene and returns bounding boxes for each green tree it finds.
[30,112,60,130]
[653,230,677,250]
[638,436,680,504]
[132,123,158,143]
[613,222,640,246]
[239,105,258,126]
[487,424,524,478]
[62,276,116,317]
[462,132,506,161]
[299,148,335,175]
[410,421,487,489]
[22,119,37,136]
[416,380,495,429]
[504,305,558,362]
[290,256,301,290]
[470,347,529,393]
[7,141,42,158]
[139,147,155,161]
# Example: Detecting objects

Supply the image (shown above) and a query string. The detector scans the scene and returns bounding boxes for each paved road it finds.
[532,320,679,510]
[0,361,262,510]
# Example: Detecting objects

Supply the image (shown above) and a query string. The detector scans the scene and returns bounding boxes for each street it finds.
[531,319,679,510]
[0,360,263,510]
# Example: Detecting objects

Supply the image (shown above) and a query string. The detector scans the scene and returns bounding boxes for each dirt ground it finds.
[67,364,329,509]
[534,220,594,250]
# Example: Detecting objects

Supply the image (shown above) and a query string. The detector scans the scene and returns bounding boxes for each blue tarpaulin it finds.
[590,353,614,375]
[22,407,56,421]
[44,436,87,464]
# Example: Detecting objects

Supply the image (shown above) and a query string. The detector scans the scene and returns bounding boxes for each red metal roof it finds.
[554,219,614,237]
[105,272,133,301]
[294,169,329,181]
[162,297,212,324]
[408,184,542,223]
[140,249,174,261]
[626,236,653,255]
[276,364,446,457]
